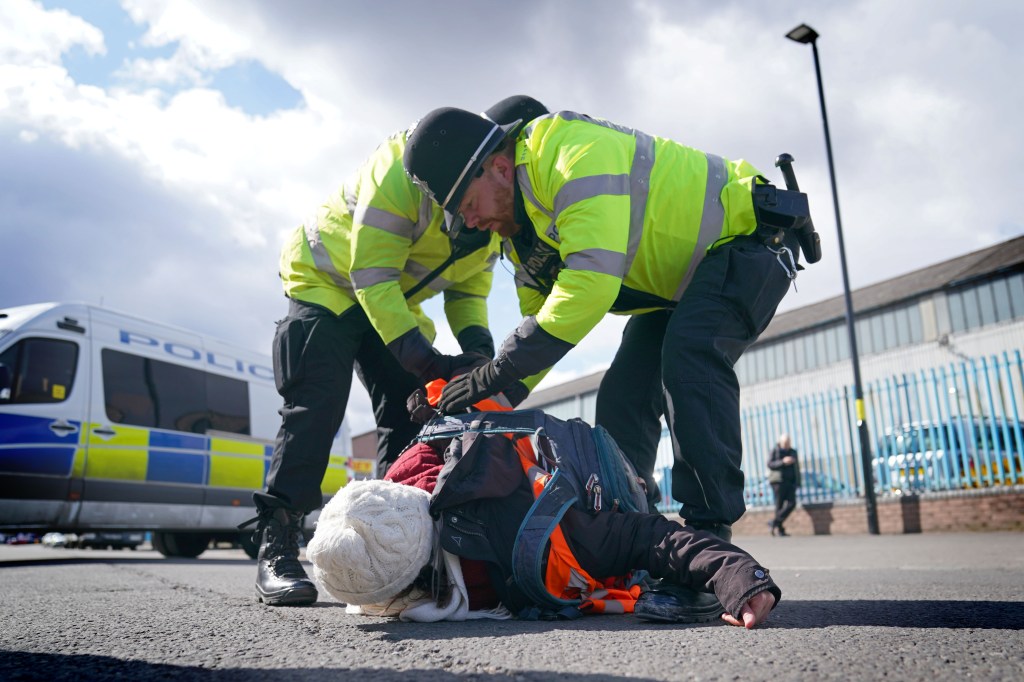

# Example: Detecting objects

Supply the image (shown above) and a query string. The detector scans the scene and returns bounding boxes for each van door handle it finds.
[48,420,79,436]
[93,427,117,437]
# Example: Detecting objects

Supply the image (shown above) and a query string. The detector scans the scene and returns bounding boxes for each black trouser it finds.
[560,507,779,617]
[254,299,421,514]
[595,233,797,526]
[771,482,798,526]
[595,311,670,510]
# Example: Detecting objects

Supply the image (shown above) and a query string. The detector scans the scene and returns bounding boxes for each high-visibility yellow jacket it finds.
[499,112,765,386]
[278,129,500,357]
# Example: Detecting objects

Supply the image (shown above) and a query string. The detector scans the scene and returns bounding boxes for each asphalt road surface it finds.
[1,531,1022,681]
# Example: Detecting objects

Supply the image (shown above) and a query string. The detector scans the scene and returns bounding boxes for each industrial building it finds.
[353,235,1024,528]
[518,235,1024,513]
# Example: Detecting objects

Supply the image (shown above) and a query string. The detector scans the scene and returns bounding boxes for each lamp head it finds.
[786,24,819,44]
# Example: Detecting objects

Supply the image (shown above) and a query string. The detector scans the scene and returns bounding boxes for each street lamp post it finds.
[786,23,880,534]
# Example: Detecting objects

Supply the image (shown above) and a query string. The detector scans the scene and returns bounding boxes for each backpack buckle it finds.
[586,473,602,512]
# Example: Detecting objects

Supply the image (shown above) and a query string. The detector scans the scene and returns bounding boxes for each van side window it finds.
[101,351,157,426]
[206,371,251,435]
[0,338,79,404]
[101,349,251,435]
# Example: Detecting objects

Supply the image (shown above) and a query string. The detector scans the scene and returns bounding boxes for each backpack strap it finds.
[416,410,548,443]
[415,414,475,442]
[511,468,581,610]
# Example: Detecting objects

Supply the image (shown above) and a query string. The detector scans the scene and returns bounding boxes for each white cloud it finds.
[124,0,251,66]
[0,0,104,65]
[2,0,381,247]
[0,0,382,430]
[2,0,1023,439]
[115,53,204,87]
[115,0,257,87]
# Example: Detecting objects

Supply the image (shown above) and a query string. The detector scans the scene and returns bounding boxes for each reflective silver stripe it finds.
[413,195,433,241]
[673,153,728,301]
[520,162,552,214]
[567,567,591,591]
[524,110,645,150]
[303,217,354,294]
[516,165,556,239]
[553,174,629,218]
[511,259,540,289]
[554,110,636,136]
[625,132,655,274]
[353,205,415,238]
[521,111,555,139]
[443,123,500,208]
[503,241,542,289]
[514,263,541,289]
[404,260,453,292]
[444,290,485,301]
[520,112,654,271]
[350,267,400,289]
[565,248,625,277]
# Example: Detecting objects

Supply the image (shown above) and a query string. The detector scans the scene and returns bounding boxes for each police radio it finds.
[751,154,822,264]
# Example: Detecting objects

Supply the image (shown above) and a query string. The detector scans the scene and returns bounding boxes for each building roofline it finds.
[524,234,1024,404]
[519,369,605,408]
[756,235,1024,343]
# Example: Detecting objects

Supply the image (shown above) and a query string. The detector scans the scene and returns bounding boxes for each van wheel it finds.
[238,532,260,560]
[152,532,211,559]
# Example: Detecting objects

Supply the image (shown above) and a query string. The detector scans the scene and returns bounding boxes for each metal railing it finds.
[651,350,1024,512]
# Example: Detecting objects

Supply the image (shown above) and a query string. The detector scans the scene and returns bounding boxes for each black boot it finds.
[777,523,789,537]
[254,507,318,606]
[768,520,778,537]
[634,583,726,624]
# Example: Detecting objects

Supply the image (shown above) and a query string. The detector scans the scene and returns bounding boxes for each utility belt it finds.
[751,183,822,264]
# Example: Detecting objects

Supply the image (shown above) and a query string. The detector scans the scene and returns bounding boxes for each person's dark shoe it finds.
[686,521,733,544]
[634,584,726,624]
[768,520,778,537]
[254,507,318,606]
[777,524,789,537]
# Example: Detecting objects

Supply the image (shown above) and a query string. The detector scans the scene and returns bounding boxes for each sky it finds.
[2,0,1022,438]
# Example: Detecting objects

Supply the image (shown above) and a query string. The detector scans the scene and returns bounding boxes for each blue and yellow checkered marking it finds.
[0,413,78,475]
[0,412,347,493]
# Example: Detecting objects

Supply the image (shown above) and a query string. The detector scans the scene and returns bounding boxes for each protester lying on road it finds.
[307,390,780,629]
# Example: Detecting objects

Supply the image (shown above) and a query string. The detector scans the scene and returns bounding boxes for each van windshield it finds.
[0,337,78,404]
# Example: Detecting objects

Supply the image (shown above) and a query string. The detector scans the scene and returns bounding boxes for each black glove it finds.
[406,389,438,425]
[387,329,487,384]
[438,361,521,414]
[503,380,530,408]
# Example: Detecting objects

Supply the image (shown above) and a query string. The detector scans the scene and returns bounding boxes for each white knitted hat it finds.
[306,480,433,605]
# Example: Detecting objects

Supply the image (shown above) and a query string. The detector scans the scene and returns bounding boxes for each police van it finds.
[0,302,351,558]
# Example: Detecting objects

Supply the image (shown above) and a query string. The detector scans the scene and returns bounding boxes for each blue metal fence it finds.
[652,350,1024,513]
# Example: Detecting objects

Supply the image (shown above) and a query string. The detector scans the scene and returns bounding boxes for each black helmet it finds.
[404,107,518,236]
[484,95,548,137]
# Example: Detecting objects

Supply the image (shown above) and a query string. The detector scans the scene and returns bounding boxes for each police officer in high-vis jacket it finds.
[403,107,816,548]
[251,96,549,607]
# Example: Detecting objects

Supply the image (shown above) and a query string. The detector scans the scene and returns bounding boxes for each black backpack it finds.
[416,409,648,613]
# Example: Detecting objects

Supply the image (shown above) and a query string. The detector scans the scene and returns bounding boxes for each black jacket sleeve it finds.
[560,508,781,618]
[456,325,495,358]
